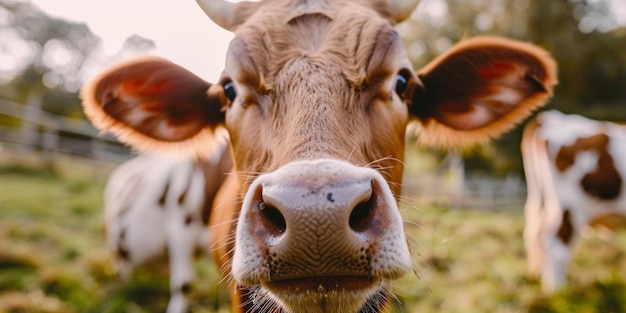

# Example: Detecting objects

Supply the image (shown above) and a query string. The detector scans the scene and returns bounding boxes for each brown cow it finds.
[522,110,626,294]
[81,0,557,312]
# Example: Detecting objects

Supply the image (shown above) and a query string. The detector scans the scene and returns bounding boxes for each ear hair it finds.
[80,56,228,160]
[412,36,558,149]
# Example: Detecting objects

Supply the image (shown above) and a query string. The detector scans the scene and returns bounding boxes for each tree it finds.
[0,0,155,118]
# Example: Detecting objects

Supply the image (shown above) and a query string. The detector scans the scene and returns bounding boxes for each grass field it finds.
[1,160,625,313]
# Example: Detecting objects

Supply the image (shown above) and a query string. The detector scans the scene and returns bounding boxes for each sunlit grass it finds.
[0,162,625,312]
[0,164,229,312]
[396,206,626,313]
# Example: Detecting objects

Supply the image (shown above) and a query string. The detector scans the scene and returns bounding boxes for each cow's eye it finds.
[224,81,237,101]
[394,73,408,95]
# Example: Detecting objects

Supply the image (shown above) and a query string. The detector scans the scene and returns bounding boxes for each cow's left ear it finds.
[81,57,227,157]
[410,36,557,148]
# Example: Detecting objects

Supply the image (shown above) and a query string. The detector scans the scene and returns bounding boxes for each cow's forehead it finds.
[224,1,406,90]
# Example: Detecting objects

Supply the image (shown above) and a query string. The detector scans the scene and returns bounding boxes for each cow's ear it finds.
[410,36,557,148]
[81,57,227,157]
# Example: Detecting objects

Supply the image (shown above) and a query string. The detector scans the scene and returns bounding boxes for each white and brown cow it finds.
[81,0,557,312]
[522,110,626,294]
[103,136,232,313]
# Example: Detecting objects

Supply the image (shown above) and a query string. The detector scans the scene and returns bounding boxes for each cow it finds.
[103,134,232,313]
[81,0,557,311]
[522,110,626,294]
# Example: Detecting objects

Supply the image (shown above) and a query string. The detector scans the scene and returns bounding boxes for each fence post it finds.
[444,152,465,208]
[41,119,60,167]
[18,93,43,153]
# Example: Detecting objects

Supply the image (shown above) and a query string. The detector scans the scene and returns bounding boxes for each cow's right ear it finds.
[81,57,227,157]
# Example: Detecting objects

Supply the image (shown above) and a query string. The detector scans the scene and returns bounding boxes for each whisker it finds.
[210,235,236,255]
[227,170,264,177]
[366,155,406,169]
[206,153,439,312]
[347,146,357,162]
[209,216,239,231]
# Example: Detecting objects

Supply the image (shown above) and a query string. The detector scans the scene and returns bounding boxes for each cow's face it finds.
[81,0,557,311]
[218,5,412,188]
[216,6,416,311]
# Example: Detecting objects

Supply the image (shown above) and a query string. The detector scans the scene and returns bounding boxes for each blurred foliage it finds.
[0,0,98,101]
[401,0,626,174]
[0,0,154,119]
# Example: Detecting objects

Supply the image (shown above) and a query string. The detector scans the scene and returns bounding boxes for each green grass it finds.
[0,162,625,312]
[0,164,228,313]
[395,207,626,313]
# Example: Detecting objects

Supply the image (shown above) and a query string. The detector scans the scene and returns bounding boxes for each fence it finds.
[0,97,133,175]
[402,171,526,211]
[0,96,527,210]
[401,151,527,210]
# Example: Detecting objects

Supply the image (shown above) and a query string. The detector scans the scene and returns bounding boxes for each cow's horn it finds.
[196,0,236,30]
[388,0,420,23]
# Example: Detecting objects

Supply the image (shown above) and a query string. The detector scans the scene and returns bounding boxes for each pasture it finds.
[0,157,625,313]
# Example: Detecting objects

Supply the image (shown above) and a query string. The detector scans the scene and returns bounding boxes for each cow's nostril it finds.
[258,201,287,235]
[349,197,375,232]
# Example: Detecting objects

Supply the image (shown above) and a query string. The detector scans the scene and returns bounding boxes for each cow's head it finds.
[81,0,557,311]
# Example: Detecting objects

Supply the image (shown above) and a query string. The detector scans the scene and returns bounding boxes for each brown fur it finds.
[557,209,574,245]
[555,133,622,200]
[158,179,170,207]
[414,37,557,148]
[198,145,233,225]
[82,0,558,311]
[80,58,227,159]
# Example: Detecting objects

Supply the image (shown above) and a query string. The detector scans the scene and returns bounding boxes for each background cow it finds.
[104,135,231,313]
[81,0,557,312]
[522,110,626,293]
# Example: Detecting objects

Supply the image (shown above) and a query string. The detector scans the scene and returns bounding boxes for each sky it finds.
[29,0,237,83]
[28,0,626,84]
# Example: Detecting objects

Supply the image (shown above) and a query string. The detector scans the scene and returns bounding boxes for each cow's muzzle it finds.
[232,159,412,311]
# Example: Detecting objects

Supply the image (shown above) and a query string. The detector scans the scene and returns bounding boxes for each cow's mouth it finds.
[262,276,384,313]
[265,276,380,293]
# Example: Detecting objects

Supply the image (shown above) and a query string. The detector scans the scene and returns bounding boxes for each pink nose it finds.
[249,177,384,277]
[232,159,411,287]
